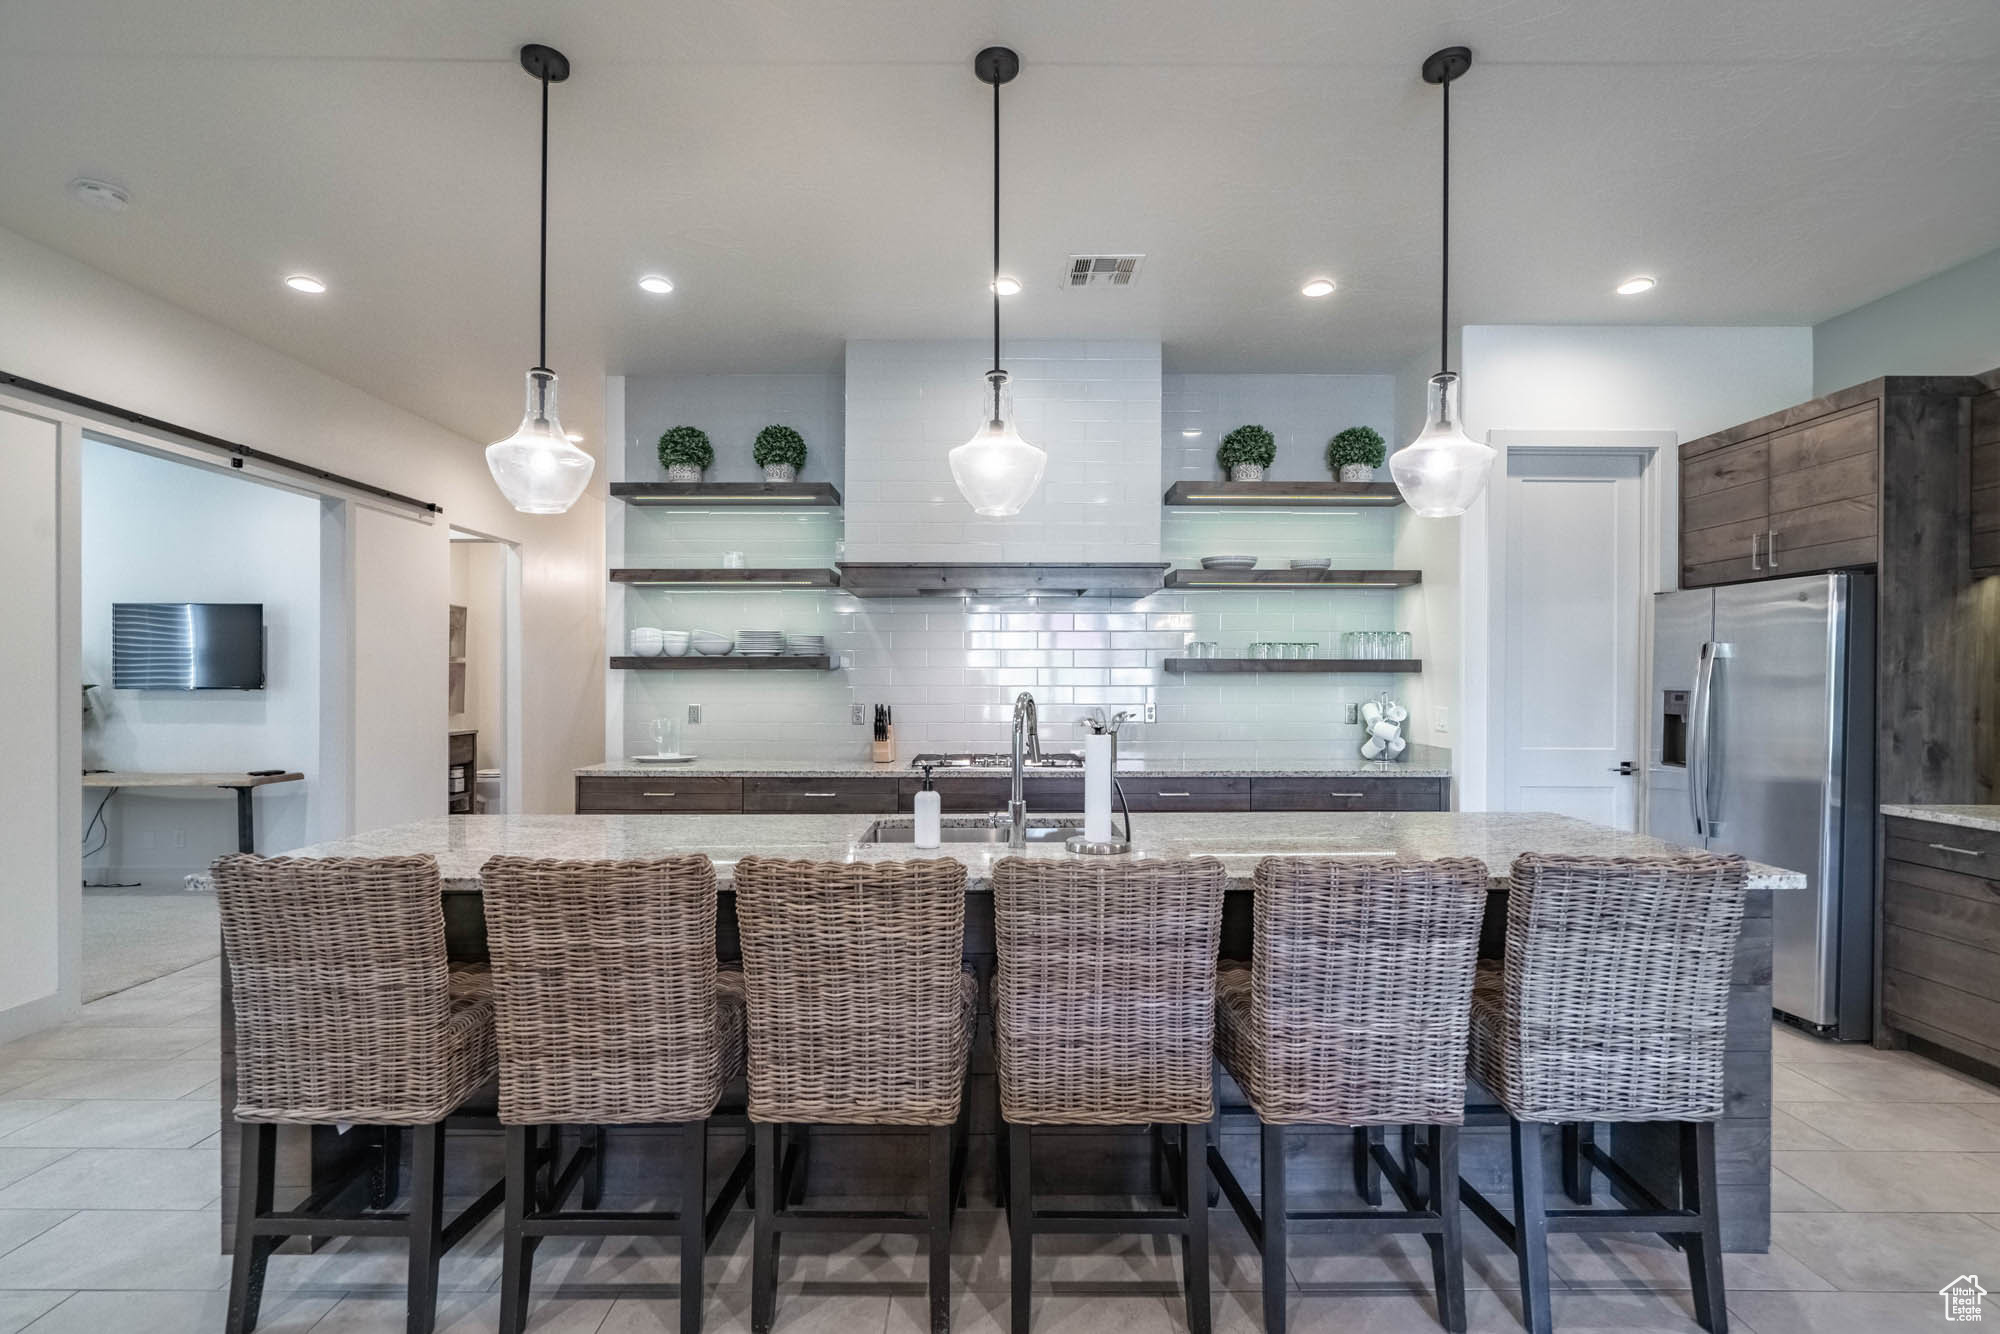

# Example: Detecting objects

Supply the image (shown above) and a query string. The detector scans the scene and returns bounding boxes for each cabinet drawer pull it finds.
[1767,528,1779,568]
[1157,791,1192,798]
[801,791,838,798]
[642,792,677,798]
[1329,791,1366,798]
[1930,842,1985,858]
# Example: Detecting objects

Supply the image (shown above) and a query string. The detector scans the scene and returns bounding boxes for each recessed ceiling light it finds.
[1301,277,1337,298]
[638,274,675,295]
[992,275,1023,297]
[1181,429,1203,438]
[1615,275,1658,296]
[67,177,130,212]
[282,274,327,294]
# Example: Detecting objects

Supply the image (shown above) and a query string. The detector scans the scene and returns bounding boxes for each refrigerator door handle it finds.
[1689,642,1712,836]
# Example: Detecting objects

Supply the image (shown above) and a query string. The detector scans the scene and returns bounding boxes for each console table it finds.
[81,770,303,854]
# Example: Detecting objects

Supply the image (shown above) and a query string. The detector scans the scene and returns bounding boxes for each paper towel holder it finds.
[1065,775,1134,855]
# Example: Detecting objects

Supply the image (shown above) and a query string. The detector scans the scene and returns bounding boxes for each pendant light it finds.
[949,46,1047,518]
[1390,46,1496,519]
[486,44,595,515]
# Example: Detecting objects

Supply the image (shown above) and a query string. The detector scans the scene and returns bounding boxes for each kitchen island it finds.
[219,810,1798,1251]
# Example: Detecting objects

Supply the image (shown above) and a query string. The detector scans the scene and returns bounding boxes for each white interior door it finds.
[1501,449,1647,827]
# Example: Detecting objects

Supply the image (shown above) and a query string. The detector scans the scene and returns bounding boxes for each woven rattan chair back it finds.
[1483,852,1749,1122]
[1229,856,1489,1125]
[992,855,1227,1125]
[215,854,475,1124]
[732,856,970,1126]
[481,855,726,1126]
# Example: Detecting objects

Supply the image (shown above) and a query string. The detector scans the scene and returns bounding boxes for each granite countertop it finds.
[274,810,1806,893]
[578,742,1453,780]
[1881,804,2000,834]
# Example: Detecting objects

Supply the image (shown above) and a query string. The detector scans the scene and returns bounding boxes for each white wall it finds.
[80,441,321,880]
[1814,246,2000,395]
[1453,325,1815,809]
[0,220,605,1034]
[1162,374,1393,485]
[624,373,844,487]
[843,340,1162,563]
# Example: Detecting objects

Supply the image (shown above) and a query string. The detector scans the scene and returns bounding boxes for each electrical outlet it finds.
[1144,701,1156,724]
[687,703,702,725]
[172,829,187,849]
[1432,706,1449,734]
[1345,703,1360,725]
[851,703,865,726]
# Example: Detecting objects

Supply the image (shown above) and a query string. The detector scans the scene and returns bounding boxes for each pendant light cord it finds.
[1438,73,1449,379]
[991,73,1003,419]
[537,71,550,373]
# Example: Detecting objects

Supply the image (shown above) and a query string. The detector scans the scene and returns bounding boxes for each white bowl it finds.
[1200,555,1258,570]
[693,638,734,656]
[1288,558,1332,571]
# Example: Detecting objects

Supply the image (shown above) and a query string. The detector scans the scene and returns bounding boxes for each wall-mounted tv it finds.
[112,603,265,690]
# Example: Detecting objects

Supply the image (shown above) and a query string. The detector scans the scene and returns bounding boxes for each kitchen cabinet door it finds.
[1680,434,1771,588]
[575,775,743,812]
[1765,403,1879,576]
[1972,390,2000,577]
[742,777,900,813]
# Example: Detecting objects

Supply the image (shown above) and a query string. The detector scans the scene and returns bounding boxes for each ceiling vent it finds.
[1065,254,1145,289]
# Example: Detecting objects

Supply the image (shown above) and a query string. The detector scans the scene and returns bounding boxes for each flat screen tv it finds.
[112,603,265,690]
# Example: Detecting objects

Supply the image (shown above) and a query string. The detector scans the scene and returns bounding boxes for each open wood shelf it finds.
[1165,657,1422,674]
[612,481,842,507]
[1164,568,1422,589]
[611,568,840,587]
[610,655,835,671]
[1164,480,1403,508]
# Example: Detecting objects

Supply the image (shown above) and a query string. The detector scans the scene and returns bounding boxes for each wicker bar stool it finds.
[214,854,502,1334]
[481,855,751,1334]
[733,856,975,1334]
[1460,853,1749,1334]
[1210,856,1489,1334]
[992,855,1227,1334]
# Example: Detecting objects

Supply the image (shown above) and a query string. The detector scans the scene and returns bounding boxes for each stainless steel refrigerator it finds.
[1648,572,1875,1040]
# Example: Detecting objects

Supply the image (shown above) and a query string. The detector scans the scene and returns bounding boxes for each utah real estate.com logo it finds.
[1942,1275,1989,1322]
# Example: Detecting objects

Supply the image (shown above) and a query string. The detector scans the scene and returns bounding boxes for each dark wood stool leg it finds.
[499,1125,534,1334]
[406,1122,447,1334]
[1509,1120,1553,1334]
[584,1125,606,1211]
[752,1122,779,1334]
[1353,1126,1382,1205]
[928,1124,954,1334]
[226,1123,277,1334]
[1261,1122,1287,1334]
[1182,1119,1211,1334]
[681,1120,709,1334]
[786,1125,810,1206]
[1681,1121,1728,1334]
[1428,1126,1467,1334]
[1401,1125,1423,1202]
[1152,1124,1172,1205]
[1008,1122,1032,1334]
[1561,1122,1594,1205]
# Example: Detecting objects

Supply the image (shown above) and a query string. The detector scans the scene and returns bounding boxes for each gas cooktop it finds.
[910,751,1086,770]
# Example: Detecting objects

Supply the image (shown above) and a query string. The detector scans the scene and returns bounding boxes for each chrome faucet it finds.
[1008,691,1042,848]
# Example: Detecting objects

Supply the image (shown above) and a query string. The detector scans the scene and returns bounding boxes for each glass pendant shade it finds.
[949,375,1046,517]
[1389,372,1494,517]
[486,368,594,514]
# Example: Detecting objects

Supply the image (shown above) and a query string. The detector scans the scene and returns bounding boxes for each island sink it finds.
[860,820,1080,844]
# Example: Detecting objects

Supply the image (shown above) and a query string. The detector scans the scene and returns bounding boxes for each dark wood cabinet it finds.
[1972,388,2000,577]
[575,775,743,812]
[741,777,900,813]
[448,730,477,815]
[1249,776,1447,812]
[1680,399,1883,588]
[1881,816,2000,1074]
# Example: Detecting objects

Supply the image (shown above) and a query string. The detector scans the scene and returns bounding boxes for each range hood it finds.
[836,562,1168,599]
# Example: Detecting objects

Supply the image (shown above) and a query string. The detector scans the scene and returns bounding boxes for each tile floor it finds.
[1,968,1996,1333]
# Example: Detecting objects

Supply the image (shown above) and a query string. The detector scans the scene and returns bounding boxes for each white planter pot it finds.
[763,463,798,483]
[1228,463,1265,483]
[665,464,703,483]
[1339,463,1376,483]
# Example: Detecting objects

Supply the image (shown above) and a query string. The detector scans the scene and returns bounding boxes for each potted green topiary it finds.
[753,424,808,483]
[657,425,714,483]
[1326,426,1387,483]
[1217,424,1277,482]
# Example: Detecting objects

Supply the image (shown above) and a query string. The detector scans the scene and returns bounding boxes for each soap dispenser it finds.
[913,763,942,849]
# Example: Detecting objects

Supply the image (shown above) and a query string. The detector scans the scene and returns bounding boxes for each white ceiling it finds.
[0,0,1996,452]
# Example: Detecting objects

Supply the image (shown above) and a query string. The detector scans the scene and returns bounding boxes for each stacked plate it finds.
[1200,555,1258,570]
[737,629,787,657]
[1288,558,1332,571]
[785,634,827,657]
[691,630,734,656]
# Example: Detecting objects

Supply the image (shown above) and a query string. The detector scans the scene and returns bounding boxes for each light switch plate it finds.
[1432,706,1448,734]
[851,703,865,726]
[687,704,702,725]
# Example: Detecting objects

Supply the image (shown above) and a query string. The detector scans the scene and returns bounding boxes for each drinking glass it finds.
[651,717,679,756]
[1252,641,1271,659]
[722,550,747,569]
[1397,631,1413,658]
[1305,641,1319,659]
